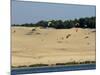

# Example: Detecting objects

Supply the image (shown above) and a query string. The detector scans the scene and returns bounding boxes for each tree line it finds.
[12,16,96,29]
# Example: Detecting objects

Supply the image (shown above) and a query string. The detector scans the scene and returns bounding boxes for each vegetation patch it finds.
[12,61,96,68]
[12,17,96,29]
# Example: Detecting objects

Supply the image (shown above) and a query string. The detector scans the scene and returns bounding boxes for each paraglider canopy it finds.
[48,21,52,27]
[75,23,80,27]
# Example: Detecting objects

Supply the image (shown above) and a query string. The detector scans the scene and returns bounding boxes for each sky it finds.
[11,1,96,24]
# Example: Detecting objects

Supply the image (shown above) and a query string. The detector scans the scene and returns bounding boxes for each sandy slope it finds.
[12,27,96,66]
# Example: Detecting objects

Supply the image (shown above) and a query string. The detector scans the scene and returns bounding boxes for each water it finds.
[11,64,96,75]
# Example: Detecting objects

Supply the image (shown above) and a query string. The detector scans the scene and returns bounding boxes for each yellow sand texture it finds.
[12,27,96,66]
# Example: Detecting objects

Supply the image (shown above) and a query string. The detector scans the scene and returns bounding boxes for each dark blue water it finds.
[11,64,96,75]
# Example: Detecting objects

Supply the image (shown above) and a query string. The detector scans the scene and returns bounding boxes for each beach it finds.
[12,27,96,67]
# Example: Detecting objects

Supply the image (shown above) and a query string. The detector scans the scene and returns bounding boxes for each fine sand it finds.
[12,27,96,67]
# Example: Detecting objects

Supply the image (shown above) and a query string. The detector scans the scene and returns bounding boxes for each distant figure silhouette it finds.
[76,28,78,32]
[66,34,71,39]
[32,29,36,31]
[75,23,80,32]
[13,30,16,33]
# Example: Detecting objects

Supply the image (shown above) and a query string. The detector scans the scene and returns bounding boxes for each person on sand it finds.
[75,23,80,32]
[32,28,36,31]
[76,28,78,32]
[13,30,16,33]
[66,34,71,39]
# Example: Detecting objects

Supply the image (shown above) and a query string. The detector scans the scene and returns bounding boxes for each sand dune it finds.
[12,27,96,67]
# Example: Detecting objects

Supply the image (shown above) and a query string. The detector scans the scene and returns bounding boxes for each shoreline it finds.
[12,61,96,69]
[11,63,96,74]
